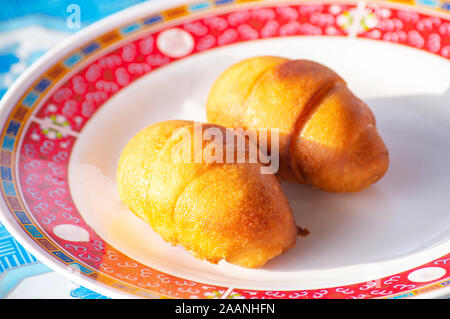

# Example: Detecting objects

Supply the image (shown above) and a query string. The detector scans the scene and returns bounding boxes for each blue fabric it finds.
[0,0,147,30]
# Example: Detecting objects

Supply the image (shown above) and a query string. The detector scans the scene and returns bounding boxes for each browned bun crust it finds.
[207,57,389,193]
[117,120,298,268]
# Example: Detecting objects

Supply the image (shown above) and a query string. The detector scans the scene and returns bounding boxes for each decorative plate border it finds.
[0,0,448,299]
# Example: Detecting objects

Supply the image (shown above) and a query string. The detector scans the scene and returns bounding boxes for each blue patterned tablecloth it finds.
[0,0,152,299]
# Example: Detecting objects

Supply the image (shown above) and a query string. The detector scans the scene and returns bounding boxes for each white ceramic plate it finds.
[0,0,449,299]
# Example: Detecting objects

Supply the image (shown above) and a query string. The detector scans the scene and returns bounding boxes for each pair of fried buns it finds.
[117,57,389,268]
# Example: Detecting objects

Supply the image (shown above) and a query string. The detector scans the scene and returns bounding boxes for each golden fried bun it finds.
[207,57,389,193]
[117,120,299,268]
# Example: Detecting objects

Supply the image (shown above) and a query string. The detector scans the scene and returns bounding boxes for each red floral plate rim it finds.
[0,0,448,299]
